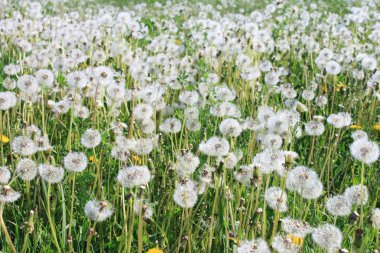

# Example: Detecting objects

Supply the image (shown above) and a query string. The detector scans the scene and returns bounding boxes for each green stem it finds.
[0,204,17,253]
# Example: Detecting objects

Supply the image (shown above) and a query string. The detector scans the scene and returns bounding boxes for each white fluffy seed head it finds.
[0,185,21,203]
[81,129,101,149]
[38,164,64,184]
[237,238,271,253]
[176,151,200,176]
[159,117,182,133]
[305,120,325,136]
[326,112,352,128]
[344,184,368,206]
[219,118,242,137]
[371,208,380,229]
[64,152,88,172]
[12,136,38,156]
[351,130,368,141]
[326,195,352,216]
[117,166,151,188]
[199,136,230,157]
[281,217,313,238]
[15,158,37,180]
[0,92,17,110]
[312,224,342,252]
[0,166,11,184]
[272,234,301,253]
[265,186,288,212]
[350,139,379,164]
[173,179,198,208]
[84,199,114,222]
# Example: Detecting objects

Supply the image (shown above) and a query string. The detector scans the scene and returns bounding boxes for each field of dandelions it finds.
[0,0,379,252]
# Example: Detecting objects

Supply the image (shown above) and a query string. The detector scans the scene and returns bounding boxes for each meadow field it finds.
[0,0,379,252]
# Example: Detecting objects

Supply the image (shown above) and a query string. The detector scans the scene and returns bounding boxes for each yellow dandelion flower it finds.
[0,135,9,143]
[89,156,97,163]
[350,125,362,130]
[132,154,142,164]
[175,39,181,45]
[287,234,304,246]
[146,248,163,253]
[336,82,348,92]
[372,124,380,131]
[322,84,328,93]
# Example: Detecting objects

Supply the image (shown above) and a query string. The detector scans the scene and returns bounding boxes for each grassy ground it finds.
[0,0,379,252]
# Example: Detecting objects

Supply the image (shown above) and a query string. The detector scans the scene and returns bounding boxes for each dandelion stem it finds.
[0,204,17,253]
[45,183,62,253]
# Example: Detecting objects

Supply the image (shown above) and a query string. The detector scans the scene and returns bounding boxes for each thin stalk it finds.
[45,183,62,253]
[0,204,17,253]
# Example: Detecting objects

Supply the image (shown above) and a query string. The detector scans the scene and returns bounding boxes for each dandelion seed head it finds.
[12,136,38,156]
[81,129,101,149]
[237,238,270,253]
[84,199,114,222]
[344,184,368,206]
[176,151,200,176]
[133,199,153,220]
[0,185,21,203]
[305,120,325,136]
[272,234,301,253]
[326,195,352,216]
[64,152,88,172]
[219,118,242,137]
[327,112,352,128]
[281,217,313,238]
[0,92,17,110]
[0,166,11,184]
[371,208,380,229]
[312,224,342,252]
[15,158,37,180]
[38,164,64,184]
[350,139,379,164]
[173,179,198,208]
[265,186,288,212]
[199,136,230,157]
[117,166,151,188]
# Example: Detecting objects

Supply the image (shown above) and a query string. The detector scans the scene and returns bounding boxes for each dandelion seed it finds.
[17,75,39,93]
[327,112,352,128]
[133,199,153,220]
[219,118,242,137]
[325,60,341,75]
